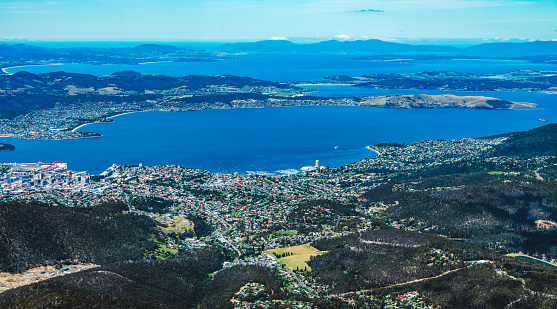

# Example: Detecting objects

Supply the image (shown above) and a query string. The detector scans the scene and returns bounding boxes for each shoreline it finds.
[366,146,382,156]
[1,63,64,75]
[70,110,147,132]
[1,60,175,75]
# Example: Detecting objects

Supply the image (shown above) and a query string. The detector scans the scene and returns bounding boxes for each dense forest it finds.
[0,201,154,272]
[0,248,224,309]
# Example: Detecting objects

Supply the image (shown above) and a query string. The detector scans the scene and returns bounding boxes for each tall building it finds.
[315,160,320,168]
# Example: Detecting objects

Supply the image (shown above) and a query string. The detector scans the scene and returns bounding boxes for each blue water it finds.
[5,53,556,82]
[0,100,552,174]
[2,53,557,174]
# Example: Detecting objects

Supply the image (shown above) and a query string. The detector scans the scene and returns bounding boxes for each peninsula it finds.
[358,94,535,109]
[0,71,537,140]
[325,70,557,93]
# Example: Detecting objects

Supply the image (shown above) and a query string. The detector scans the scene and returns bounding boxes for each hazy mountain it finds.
[466,41,557,55]
[216,39,460,53]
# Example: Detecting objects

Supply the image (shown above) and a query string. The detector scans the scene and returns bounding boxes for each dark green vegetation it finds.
[0,201,154,273]
[200,266,285,309]
[0,71,295,118]
[359,124,557,260]
[130,196,174,214]
[491,123,557,157]
[0,248,224,309]
[282,199,369,234]
[327,70,557,92]
[364,180,557,257]
[186,215,214,238]
[0,70,289,95]
[0,143,14,151]
[309,229,557,308]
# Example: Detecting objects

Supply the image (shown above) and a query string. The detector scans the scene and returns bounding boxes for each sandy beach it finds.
[70,111,146,132]
[366,146,382,156]
[1,63,63,75]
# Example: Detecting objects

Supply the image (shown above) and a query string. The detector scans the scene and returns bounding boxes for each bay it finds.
[2,52,557,174]
[0,101,550,174]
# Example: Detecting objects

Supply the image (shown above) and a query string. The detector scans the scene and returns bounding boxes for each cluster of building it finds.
[1,135,517,256]
[0,80,357,140]
[0,103,130,140]
[0,162,98,196]
[339,137,506,174]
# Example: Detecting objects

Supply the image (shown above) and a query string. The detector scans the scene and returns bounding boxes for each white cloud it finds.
[332,34,351,41]
[268,36,288,40]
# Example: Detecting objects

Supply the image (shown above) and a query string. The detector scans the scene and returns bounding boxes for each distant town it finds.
[0,70,536,140]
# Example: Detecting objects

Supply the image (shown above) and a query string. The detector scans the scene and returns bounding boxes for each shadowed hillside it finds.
[0,201,155,273]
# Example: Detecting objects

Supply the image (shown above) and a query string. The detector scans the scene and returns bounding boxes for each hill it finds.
[466,41,557,55]
[0,249,224,309]
[357,123,557,260]
[491,123,557,156]
[309,229,557,308]
[0,71,294,119]
[359,94,534,110]
[0,201,155,273]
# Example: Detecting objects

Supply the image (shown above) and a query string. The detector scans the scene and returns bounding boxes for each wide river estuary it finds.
[2,56,557,174]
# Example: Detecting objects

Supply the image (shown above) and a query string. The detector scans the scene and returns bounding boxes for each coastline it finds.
[366,146,382,156]
[70,111,147,133]
[1,63,64,75]
[2,60,175,75]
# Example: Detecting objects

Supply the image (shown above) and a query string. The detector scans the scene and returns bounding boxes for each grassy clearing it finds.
[265,244,327,271]
[274,231,297,236]
[157,244,178,255]
[154,214,193,235]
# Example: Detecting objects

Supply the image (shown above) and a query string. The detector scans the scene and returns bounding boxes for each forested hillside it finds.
[0,201,154,272]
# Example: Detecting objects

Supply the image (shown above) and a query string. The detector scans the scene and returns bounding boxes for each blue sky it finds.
[1,0,556,42]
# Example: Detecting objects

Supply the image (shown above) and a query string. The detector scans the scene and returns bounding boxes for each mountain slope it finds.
[0,201,154,273]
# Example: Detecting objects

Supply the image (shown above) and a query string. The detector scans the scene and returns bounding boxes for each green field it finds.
[274,230,297,236]
[265,244,327,271]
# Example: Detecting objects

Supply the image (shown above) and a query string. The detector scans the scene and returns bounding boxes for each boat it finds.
[539,119,548,122]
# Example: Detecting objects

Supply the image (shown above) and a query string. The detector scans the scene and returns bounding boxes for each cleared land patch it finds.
[265,244,327,271]
[153,214,193,234]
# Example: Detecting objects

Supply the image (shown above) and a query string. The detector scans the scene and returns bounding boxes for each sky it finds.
[1,0,557,42]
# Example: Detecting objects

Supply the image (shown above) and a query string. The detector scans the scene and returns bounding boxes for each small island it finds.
[0,143,15,151]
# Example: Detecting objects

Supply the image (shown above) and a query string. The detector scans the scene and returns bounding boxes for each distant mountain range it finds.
[218,39,460,53]
[216,39,557,55]
[1,39,557,67]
